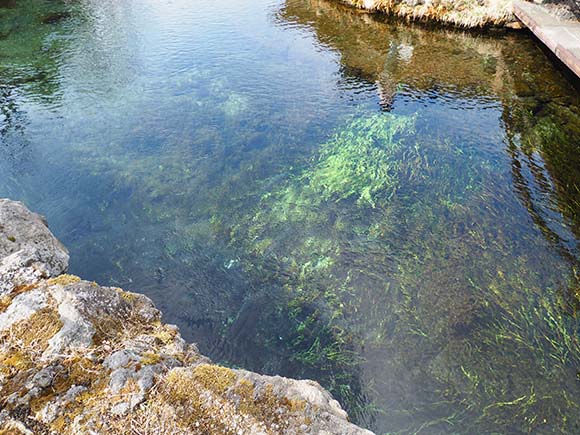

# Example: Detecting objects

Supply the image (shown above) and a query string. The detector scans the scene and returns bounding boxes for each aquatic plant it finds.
[221,106,580,433]
[0,0,71,90]
[5,2,580,432]
[50,98,580,434]
[304,113,416,207]
[0,0,72,155]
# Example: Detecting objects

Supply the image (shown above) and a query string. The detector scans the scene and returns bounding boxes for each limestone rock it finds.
[0,199,69,295]
[0,199,374,435]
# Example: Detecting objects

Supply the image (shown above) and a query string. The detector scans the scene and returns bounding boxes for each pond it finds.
[1,0,580,433]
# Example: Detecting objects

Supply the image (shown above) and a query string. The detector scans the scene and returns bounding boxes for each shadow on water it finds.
[1,0,580,434]
[0,0,16,9]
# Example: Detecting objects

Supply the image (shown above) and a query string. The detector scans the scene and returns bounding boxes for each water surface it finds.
[1,0,580,433]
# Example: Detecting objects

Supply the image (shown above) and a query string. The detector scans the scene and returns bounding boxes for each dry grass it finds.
[0,281,310,435]
[103,366,304,435]
[347,0,514,27]
[0,307,63,363]
[0,421,33,435]
[114,400,192,435]
[46,274,81,287]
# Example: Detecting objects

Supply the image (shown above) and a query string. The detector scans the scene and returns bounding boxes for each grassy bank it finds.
[335,0,516,28]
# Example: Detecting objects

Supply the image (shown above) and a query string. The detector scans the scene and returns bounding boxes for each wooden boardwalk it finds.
[514,0,580,78]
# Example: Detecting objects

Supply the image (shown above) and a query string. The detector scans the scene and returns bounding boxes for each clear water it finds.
[1,0,580,433]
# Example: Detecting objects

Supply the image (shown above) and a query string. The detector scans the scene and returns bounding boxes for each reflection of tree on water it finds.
[277,0,517,107]
[498,41,580,299]
[0,85,25,139]
[0,0,73,169]
[375,40,416,110]
[505,110,580,265]
[503,95,580,318]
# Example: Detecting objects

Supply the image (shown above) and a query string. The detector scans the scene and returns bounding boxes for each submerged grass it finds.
[306,113,416,207]
[3,1,580,432]
[53,103,580,433]
[219,109,580,433]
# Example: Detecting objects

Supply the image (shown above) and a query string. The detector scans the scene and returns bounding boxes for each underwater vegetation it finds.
[0,0,72,94]
[77,89,578,432]
[2,0,580,433]
[216,109,580,433]
[15,45,580,435]
[301,113,416,207]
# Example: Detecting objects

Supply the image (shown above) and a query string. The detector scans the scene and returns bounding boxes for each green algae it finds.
[304,113,416,207]
[2,0,580,433]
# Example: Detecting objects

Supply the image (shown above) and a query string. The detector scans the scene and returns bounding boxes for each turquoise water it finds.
[1,0,580,433]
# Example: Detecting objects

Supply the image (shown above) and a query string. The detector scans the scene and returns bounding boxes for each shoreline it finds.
[328,0,580,79]
[0,199,374,435]
[330,0,517,28]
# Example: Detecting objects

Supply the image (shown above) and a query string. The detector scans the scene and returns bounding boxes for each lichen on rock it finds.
[0,199,69,296]
[0,199,373,435]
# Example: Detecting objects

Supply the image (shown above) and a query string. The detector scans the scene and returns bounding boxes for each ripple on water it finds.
[1,0,580,434]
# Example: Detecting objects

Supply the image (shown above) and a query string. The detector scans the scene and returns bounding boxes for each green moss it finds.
[140,352,162,366]
[47,274,81,287]
[160,368,233,434]
[191,364,236,395]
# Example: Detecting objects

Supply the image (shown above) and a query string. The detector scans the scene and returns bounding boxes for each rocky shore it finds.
[333,0,517,27]
[332,0,580,27]
[0,199,373,435]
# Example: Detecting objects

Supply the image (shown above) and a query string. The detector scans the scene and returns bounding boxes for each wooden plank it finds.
[513,0,580,78]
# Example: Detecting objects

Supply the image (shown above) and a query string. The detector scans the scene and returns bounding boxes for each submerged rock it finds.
[0,199,373,435]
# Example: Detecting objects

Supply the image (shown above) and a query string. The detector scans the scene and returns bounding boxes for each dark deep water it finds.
[2,0,580,433]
